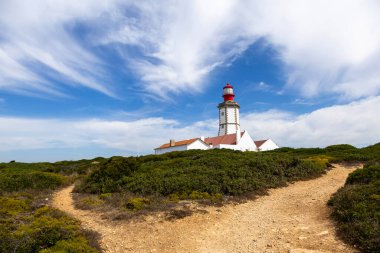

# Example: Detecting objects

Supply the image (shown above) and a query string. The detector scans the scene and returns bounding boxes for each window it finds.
[221,112,224,116]
[221,125,224,129]
[223,88,233,95]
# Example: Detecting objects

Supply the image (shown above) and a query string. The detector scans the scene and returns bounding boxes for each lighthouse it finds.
[218,83,240,137]
[154,83,280,154]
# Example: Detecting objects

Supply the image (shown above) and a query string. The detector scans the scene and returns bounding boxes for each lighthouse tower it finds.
[218,83,240,137]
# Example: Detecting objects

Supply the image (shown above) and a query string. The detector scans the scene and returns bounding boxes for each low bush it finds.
[77,196,104,210]
[77,156,139,194]
[125,197,150,211]
[345,165,380,185]
[39,237,98,253]
[0,194,100,253]
[329,165,380,252]
[271,142,380,164]
[0,172,65,192]
[0,158,106,252]
[78,149,326,198]
[0,158,105,176]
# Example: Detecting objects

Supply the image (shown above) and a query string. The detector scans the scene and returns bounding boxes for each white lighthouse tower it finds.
[218,83,240,138]
[154,82,280,154]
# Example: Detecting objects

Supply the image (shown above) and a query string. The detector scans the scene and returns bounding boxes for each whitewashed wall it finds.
[258,139,279,151]
[225,107,239,134]
[216,144,241,150]
[155,139,210,155]
[188,140,210,150]
[155,144,188,155]
[237,131,257,151]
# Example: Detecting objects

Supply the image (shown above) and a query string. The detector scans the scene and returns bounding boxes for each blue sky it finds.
[1,0,380,162]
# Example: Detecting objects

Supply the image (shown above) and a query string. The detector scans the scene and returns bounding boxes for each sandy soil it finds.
[51,164,359,253]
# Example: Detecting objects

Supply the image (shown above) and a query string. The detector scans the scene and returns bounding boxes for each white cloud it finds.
[1,0,380,100]
[247,0,380,99]
[0,0,117,97]
[101,0,380,99]
[0,96,379,161]
[102,0,255,97]
[0,116,216,155]
[241,96,380,148]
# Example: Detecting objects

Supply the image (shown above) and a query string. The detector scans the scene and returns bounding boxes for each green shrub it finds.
[325,144,358,152]
[166,193,180,202]
[346,165,380,185]
[76,156,139,194]
[272,143,380,163]
[39,237,98,253]
[78,196,104,209]
[125,197,150,211]
[79,149,327,198]
[99,193,112,200]
[329,166,380,252]
[189,191,211,200]
[0,158,105,177]
[0,195,99,253]
[0,172,65,192]
[0,196,30,216]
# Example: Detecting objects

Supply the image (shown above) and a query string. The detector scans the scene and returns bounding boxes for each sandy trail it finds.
[51,164,358,253]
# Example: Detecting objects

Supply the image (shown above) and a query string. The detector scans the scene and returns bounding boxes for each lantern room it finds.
[223,83,235,101]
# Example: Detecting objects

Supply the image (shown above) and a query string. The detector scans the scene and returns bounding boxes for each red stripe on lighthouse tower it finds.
[223,83,235,101]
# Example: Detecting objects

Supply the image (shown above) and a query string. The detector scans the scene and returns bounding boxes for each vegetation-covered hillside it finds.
[271,143,380,163]
[328,163,380,252]
[0,159,103,253]
[76,149,327,197]
[74,143,380,252]
[1,143,379,252]
[77,143,380,198]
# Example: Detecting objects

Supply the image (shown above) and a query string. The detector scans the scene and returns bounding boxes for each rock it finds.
[317,230,329,236]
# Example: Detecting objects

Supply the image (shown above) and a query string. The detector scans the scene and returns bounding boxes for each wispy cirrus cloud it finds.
[1,0,380,101]
[0,0,116,97]
[101,0,256,97]
[100,0,380,100]
[248,0,380,100]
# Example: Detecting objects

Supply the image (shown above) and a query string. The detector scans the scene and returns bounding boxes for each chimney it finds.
[169,139,176,147]
[200,136,205,141]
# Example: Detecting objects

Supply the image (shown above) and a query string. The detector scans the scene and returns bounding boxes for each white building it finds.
[254,139,279,151]
[154,83,279,154]
[155,138,209,155]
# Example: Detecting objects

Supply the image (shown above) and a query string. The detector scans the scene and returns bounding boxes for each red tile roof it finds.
[205,132,244,146]
[155,138,199,149]
[155,132,247,150]
[254,140,268,148]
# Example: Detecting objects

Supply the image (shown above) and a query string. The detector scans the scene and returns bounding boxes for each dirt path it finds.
[51,164,359,253]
